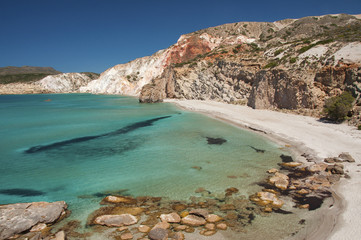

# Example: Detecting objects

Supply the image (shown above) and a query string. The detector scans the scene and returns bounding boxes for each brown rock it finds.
[205,223,215,230]
[180,211,189,218]
[299,204,310,209]
[308,163,327,172]
[263,207,273,212]
[216,223,228,230]
[189,209,208,218]
[227,175,238,179]
[195,187,206,193]
[181,215,206,226]
[30,223,47,232]
[121,232,133,240]
[267,168,278,174]
[173,232,185,240]
[191,166,202,170]
[269,172,289,190]
[225,187,239,196]
[220,204,236,210]
[54,231,66,240]
[172,204,187,212]
[281,162,302,168]
[139,225,151,233]
[148,228,168,240]
[185,227,195,233]
[297,189,309,195]
[200,230,216,236]
[339,152,355,162]
[118,226,128,232]
[250,191,284,208]
[153,221,170,230]
[160,212,181,223]
[94,214,138,227]
[206,214,222,223]
[174,225,187,231]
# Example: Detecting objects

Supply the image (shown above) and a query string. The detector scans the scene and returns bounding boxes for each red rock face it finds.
[165,35,212,65]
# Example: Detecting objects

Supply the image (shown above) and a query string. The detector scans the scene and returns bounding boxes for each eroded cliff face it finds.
[80,32,256,96]
[138,14,361,117]
[37,73,97,93]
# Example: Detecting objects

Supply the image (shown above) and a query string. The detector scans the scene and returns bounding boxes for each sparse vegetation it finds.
[289,57,297,64]
[298,39,334,54]
[323,91,355,121]
[358,125,361,130]
[274,49,284,56]
[0,73,54,84]
[264,61,278,69]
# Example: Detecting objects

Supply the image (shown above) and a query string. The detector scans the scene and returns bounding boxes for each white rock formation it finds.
[333,42,361,64]
[80,50,169,96]
[37,73,94,93]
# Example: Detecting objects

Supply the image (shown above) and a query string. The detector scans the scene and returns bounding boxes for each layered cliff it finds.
[80,31,256,96]
[136,13,361,117]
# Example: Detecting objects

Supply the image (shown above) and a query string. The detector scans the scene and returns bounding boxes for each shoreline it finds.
[166,99,361,240]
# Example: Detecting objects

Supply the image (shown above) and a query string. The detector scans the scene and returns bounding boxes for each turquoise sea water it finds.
[0,94,288,222]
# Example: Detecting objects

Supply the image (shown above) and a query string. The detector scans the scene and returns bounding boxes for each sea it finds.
[0,94,310,239]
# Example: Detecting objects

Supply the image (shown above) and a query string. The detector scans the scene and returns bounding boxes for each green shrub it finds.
[289,57,297,63]
[233,48,239,54]
[323,91,355,121]
[358,125,361,130]
[264,61,278,69]
[274,49,284,56]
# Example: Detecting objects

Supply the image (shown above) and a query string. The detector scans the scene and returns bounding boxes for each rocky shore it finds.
[0,150,352,239]
[1,99,360,239]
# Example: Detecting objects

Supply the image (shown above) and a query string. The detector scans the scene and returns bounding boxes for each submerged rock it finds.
[250,191,284,209]
[94,214,138,227]
[0,201,67,239]
[206,137,227,145]
[206,214,222,223]
[148,227,168,240]
[181,215,206,226]
[103,195,137,204]
[160,212,181,223]
[189,209,209,219]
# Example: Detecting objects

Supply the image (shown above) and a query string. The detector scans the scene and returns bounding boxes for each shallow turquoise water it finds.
[0,94,287,220]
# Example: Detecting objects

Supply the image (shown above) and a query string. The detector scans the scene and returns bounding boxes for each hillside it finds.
[0,66,61,84]
[79,14,361,122]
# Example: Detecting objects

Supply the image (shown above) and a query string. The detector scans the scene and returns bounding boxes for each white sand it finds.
[166,99,361,239]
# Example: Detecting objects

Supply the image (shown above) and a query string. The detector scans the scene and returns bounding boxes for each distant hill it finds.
[0,66,61,84]
[0,66,61,75]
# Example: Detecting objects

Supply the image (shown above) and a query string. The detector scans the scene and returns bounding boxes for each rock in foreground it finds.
[0,201,67,239]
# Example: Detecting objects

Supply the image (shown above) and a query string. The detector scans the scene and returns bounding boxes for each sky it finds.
[0,0,360,73]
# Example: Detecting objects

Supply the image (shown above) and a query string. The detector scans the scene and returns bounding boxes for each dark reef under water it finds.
[24,116,171,154]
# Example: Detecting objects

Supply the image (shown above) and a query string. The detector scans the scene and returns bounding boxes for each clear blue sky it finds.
[0,0,360,73]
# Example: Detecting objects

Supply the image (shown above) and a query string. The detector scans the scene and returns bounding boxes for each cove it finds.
[0,94,304,238]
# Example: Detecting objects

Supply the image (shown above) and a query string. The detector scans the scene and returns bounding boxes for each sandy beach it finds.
[166,99,361,240]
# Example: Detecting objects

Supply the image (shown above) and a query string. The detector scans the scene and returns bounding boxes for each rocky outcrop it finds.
[82,31,255,97]
[0,201,67,239]
[37,72,97,93]
[136,14,361,122]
